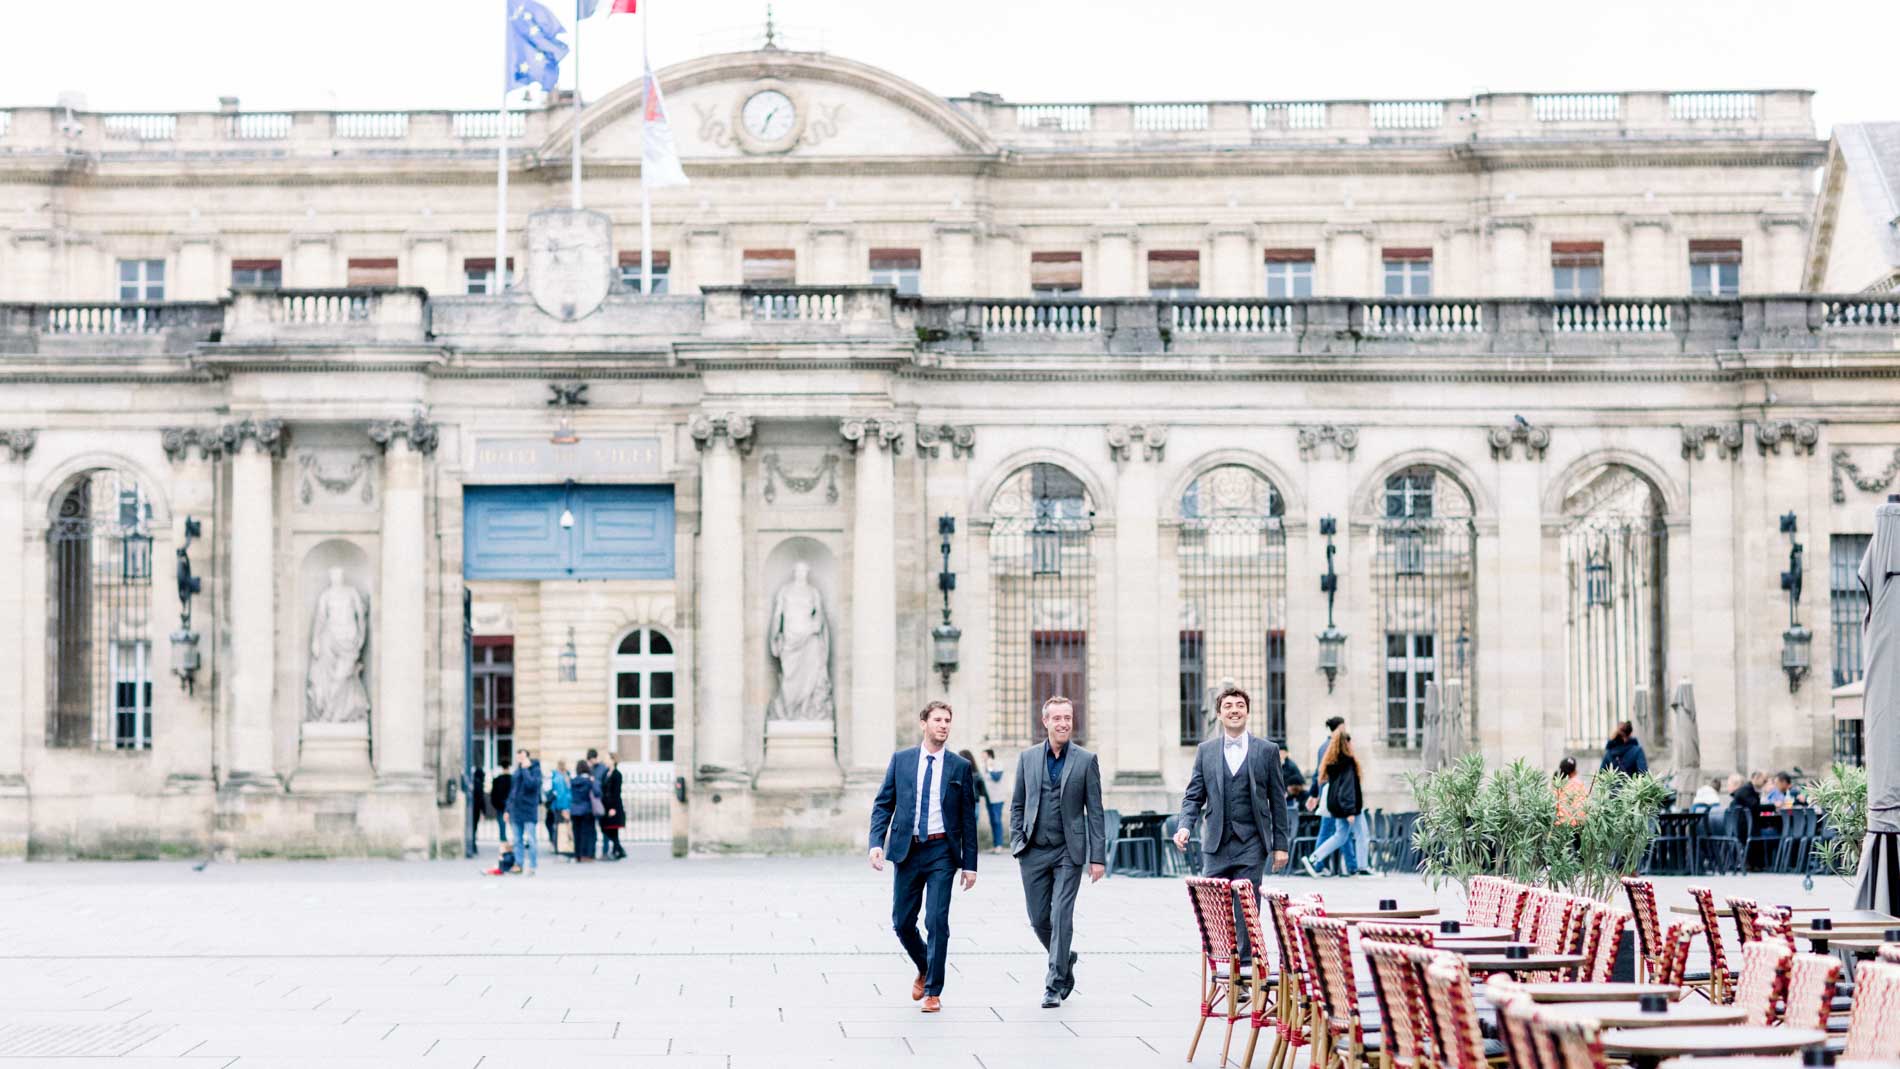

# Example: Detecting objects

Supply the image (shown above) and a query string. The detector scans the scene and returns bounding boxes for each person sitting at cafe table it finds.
[1765,770,1803,809]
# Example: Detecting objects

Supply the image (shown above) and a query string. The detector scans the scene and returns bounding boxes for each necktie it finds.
[920,755,936,836]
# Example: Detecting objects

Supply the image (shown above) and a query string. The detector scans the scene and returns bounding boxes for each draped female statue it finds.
[767,561,834,722]
[305,567,371,724]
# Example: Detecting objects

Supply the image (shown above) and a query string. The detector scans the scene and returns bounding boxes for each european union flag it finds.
[506,0,569,93]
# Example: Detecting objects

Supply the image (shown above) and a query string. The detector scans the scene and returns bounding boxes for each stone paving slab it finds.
[0,851,1846,1066]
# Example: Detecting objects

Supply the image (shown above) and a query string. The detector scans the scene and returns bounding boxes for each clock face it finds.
[741,90,797,143]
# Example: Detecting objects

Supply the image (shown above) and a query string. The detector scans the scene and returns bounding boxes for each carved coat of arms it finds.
[527,208,613,322]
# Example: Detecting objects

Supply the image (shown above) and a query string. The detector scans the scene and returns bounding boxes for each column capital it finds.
[840,415,904,454]
[1,429,36,462]
[1484,215,1537,235]
[915,423,974,460]
[1680,423,1744,461]
[1296,424,1358,461]
[1106,423,1166,462]
[219,418,288,458]
[690,411,754,454]
[1487,421,1551,461]
[1755,419,1819,456]
[367,413,440,455]
[160,426,225,463]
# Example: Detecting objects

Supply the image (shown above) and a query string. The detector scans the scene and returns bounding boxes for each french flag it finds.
[611,0,635,11]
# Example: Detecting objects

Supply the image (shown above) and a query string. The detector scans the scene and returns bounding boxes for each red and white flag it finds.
[610,0,636,12]
[641,61,689,188]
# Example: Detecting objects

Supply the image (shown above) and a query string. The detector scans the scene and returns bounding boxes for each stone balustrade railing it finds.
[0,105,553,157]
[5,290,1897,358]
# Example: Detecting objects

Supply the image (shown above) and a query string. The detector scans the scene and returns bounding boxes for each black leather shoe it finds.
[1061,952,1078,998]
[1041,989,1062,1009]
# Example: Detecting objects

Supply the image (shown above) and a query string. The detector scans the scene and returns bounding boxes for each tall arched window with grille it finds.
[1559,465,1667,748]
[49,468,156,749]
[1373,465,1475,750]
[988,463,1094,743]
[1177,465,1287,745]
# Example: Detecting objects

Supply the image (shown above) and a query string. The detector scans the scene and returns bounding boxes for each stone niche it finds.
[755,535,843,790]
[291,537,375,792]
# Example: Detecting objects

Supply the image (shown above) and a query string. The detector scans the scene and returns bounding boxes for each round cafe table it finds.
[1328,907,1441,921]
[1600,1026,1826,1069]
[1669,903,1832,916]
[1539,1001,1746,1028]
[1461,953,1586,975]
[1661,1059,1900,1069]
[1515,982,1682,1004]
[1437,940,1537,957]
[1426,925,1514,941]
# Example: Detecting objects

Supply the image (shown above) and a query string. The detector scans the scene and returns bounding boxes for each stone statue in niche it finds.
[766,561,834,722]
[305,567,371,724]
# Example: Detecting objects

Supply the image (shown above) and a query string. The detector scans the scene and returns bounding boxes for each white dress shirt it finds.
[915,745,948,837]
[1222,731,1251,776]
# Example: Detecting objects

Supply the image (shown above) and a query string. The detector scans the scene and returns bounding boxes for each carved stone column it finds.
[690,412,753,783]
[1681,423,1743,774]
[1490,422,1550,764]
[0,430,36,854]
[1107,424,1167,793]
[222,418,286,789]
[842,415,903,780]
[367,415,437,787]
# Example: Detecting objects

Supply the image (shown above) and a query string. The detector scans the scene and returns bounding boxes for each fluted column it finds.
[368,415,436,785]
[223,418,286,788]
[1107,424,1167,789]
[690,412,753,782]
[842,416,902,779]
[0,431,36,800]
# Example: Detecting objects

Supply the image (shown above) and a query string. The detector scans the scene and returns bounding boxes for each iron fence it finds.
[1373,518,1476,749]
[1177,515,1288,744]
[1562,517,1668,748]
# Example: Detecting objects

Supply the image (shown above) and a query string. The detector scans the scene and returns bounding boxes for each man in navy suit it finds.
[869,700,979,1014]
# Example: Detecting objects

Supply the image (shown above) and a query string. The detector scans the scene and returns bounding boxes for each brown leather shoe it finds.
[910,974,926,1001]
[921,995,942,1013]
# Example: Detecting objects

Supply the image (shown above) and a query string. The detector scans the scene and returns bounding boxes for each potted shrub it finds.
[1809,764,1869,877]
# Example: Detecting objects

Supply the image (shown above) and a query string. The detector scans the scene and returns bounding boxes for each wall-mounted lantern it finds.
[931,515,961,688]
[1317,515,1346,693]
[1779,511,1809,692]
[170,516,203,694]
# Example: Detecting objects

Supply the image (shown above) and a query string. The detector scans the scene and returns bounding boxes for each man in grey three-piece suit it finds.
[1009,695,1106,1009]
[1173,686,1290,890]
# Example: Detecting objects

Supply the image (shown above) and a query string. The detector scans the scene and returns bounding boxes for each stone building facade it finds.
[1,48,1895,857]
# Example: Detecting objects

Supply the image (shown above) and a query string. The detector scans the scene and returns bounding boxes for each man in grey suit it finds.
[1172,686,1290,891]
[1009,696,1106,1009]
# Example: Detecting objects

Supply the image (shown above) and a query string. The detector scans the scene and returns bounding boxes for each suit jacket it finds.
[1178,734,1290,856]
[869,746,979,870]
[1007,742,1107,867]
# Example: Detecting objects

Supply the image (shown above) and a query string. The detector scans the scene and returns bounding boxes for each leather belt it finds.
[914,833,947,842]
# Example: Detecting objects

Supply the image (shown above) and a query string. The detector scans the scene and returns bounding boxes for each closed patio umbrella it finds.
[1856,500,1900,915]
[1671,679,1701,797]
[1419,680,1444,771]
[1441,678,1468,762]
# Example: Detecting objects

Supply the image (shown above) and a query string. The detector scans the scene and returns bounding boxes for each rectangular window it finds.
[1689,239,1741,296]
[230,259,282,290]
[1030,631,1088,742]
[346,257,399,287]
[117,259,165,302]
[617,250,671,294]
[111,640,152,750]
[473,639,515,770]
[1030,250,1083,296]
[463,257,516,296]
[1178,630,1206,744]
[1382,248,1432,297]
[1833,533,1873,687]
[742,248,796,285]
[868,247,921,296]
[1147,250,1200,299]
[1551,241,1604,298]
[1384,632,1435,749]
[1265,249,1315,298]
[1265,630,1288,746]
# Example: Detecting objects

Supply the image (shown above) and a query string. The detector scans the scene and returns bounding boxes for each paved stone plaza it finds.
[0,853,1850,1067]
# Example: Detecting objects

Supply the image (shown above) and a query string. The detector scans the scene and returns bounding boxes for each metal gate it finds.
[1563,517,1667,748]
[989,464,1095,743]
[1373,517,1476,750]
[49,469,154,750]
[619,765,674,843]
[1178,514,1288,745]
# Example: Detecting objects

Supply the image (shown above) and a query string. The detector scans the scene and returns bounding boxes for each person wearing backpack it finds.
[543,759,572,858]
[1300,727,1363,878]
[569,759,600,863]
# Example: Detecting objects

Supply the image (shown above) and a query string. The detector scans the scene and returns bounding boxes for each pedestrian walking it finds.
[981,748,1008,854]
[585,749,606,859]
[489,764,513,847]
[570,759,600,863]
[1599,720,1649,776]
[1306,716,1352,874]
[1301,726,1363,878]
[1173,686,1290,890]
[600,752,627,860]
[543,759,571,858]
[1555,756,1589,826]
[505,749,542,875]
[1006,698,1105,1008]
[472,765,486,840]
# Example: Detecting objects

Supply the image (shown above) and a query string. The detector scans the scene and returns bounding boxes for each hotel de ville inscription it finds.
[470,437,664,479]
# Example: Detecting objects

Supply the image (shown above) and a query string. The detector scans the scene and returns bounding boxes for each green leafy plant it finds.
[1809,764,1869,877]
[1407,753,1487,889]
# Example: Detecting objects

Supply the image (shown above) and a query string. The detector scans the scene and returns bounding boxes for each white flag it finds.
[641,62,689,188]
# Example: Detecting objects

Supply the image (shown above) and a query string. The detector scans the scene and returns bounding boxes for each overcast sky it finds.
[5,0,1892,135]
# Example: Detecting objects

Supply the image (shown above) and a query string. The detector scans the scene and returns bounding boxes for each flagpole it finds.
[570,0,583,210]
[496,3,510,295]
[639,1,652,295]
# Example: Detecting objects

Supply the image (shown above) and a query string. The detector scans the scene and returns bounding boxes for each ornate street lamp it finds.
[1780,511,1809,692]
[1317,516,1346,693]
[931,515,961,688]
[171,517,203,694]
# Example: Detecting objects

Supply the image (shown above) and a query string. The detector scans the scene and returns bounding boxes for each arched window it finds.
[1559,465,1667,748]
[49,468,155,749]
[1374,465,1475,750]
[1178,465,1287,744]
[611,628,676,766]
[988,463,1094,742]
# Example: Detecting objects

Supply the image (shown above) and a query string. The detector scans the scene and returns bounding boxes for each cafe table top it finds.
[1424,924,1514,941]
[1436,940,1536,956]
[1668,903,1833,916]
[1461,953,1586,974]
[1599,1026,1826,1060]
[1659,1059,1900,1069]
[1512,982,1683,1004]
[1814,936,1900,953]
[1328,906,1442,921]
[1538,1001,1746,1028]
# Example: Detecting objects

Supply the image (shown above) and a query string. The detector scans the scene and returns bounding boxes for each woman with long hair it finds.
[1300,726,1363,878]
[1554,756,1589,825]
